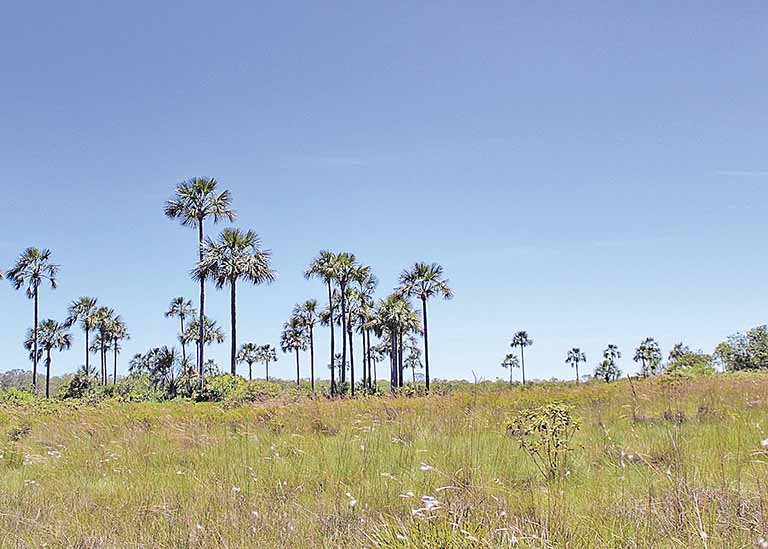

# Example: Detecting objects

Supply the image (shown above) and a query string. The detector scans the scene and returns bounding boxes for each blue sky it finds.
[1,2,766,382]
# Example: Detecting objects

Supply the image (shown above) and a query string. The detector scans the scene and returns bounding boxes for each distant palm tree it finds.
[183,316,225,354]
[501,353,520,386]
[374,294,421,390]
[259,344,277,381]
[237,342,260,381]
[65,296,99,377]
[89,333,112,385]
[565,348,586,383]
[195,228,276,375]
[398,262,453,392]
[281,316,307,387]
[94,307,115,384]
[24,319,71,398]
[354,266,378,390]
[165,177,236,389]
[633,337,662,377]
[7,247,59,394]
[108,316,129,384]
[305,251,338,395]
[165,297,196,364]
[294,300,319,392]
[599,344,622,382]
[510,331,533,385]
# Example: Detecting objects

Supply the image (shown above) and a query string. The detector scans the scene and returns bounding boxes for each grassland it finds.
[1,374,767,548]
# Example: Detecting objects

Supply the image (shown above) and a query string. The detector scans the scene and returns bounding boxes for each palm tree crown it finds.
[565,347,586,383]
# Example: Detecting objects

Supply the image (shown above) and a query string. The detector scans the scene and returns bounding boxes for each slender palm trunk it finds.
[309,326,315,392]
[365,329,371,389]
[84,327,90,374]
[265,360,269,381]
[32,286,39,393]
[349,326,355,396]
[509,366,513,386]
[45,350,51,398]
[422,298,430,392]
[295,349,300,387]
[180,315,186,364]
[327,280,335,396]
[113,340,118,384]
[412,364,416,383]
[390,327,397,391]
[198,220,205,390]
[521,347,526,385]
[576,362,580,384]
[249,362,253,381]
[230,281,237,376]
[373,356,377,390]
[340,286,347,389]
[398,332,404,387]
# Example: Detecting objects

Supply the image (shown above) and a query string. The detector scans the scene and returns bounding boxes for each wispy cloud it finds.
[715,170,768,177]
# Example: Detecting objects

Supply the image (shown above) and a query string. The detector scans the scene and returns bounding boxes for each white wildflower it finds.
[419,463,433,471]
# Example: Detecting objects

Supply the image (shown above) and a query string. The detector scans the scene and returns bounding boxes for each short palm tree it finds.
[7,247,59,393]
[165,177,236,389]
[398,262,453,392]
[510,331,533,385]
[501,353,520,386]
[237,342,260,380]
[331,252,359,393]
[294,300,319,392]
[259,344,277,381]
[565,348,586,383]
[281,316,307,387]
[165,297,196,364]
[305,251,338,395]
[634,337,662,377]
[195,228,276,375]
[94,307,115,384]
[107,316,129,384]
[24,319,71,398]
[65,296,99,377]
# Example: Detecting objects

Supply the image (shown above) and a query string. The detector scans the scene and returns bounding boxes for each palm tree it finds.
[398,262,453,392]
[501,353,520,386]
[281,316,307,387]
[331,253,359,393]
[259,344,277,381]
[89,333,112,385]
[94,307,115,385]
[374,294,421,390]
[165,177,236,389]
[237,342,260,380]
[565,348,586,383]
[65,297,99,378]
[108,316,129,384]
[183,316,226,357]
[404,338,423,383]
[195,228,276,375]
[510,331,533,385]
[354,266,378,390]
[24,319,71,398]
[305,251,338,395]
[294,300,319,392]
[7,247,59,394]
[634,337,662,377]
[165,297,196,364]
[600,344,622,382]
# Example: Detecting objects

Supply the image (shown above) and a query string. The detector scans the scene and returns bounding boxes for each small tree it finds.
[511,331,533,385]
[501,353,520,386]
[565,348,586,383]
[634,337,662,377]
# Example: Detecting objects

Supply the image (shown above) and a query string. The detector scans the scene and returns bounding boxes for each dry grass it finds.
[1,373,768,547]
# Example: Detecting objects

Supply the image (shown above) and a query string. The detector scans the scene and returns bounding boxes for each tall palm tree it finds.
[259,344,277,381]
[108,316,129,384]
[195,228,276,375]
[165,297,196,364]
[354,266,378,389]
[281,316,307,387]
[331,253,358,393]
[237,342,260,380]
[94,307,115,385]
[501,353,520,386]
[510,331,533,385]
[65,296,99,377]
[89,333,112,385]
[565,348,586,384]
[294,300,319,392]
[374,294,421,390]
[165,177,236,389]
[7,247,59,394]
[398,262,453,392]
[305,251,338,394]
[24,319,71,398]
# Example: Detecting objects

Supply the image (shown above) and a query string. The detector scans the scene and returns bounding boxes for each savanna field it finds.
[1,374,768,549]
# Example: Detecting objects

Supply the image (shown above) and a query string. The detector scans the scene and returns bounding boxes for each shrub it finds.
[508,402,580,480]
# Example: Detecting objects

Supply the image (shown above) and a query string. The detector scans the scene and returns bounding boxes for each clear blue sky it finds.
[1,2,766,382]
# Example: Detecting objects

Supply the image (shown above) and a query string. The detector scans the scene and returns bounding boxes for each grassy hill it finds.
[1,373,767,547]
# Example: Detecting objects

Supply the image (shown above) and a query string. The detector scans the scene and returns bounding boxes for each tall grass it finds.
[1,373,767,547]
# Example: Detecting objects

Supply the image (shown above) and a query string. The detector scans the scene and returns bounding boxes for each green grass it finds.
[1,373,768,547]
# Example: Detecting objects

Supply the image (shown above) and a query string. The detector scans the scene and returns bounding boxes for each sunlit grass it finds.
[1,373,767,547]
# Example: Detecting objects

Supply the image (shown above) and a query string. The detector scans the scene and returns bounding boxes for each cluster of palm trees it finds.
[164,178,453,396]
[502,337,669,385]
[277,253,453,396]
